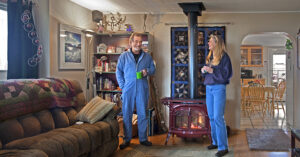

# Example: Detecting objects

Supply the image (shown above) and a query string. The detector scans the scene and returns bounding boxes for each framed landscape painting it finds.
[59,24,85,70]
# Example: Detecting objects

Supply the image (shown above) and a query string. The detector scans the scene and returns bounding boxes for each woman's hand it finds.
[201,66,213,74]
[201,66,207,73]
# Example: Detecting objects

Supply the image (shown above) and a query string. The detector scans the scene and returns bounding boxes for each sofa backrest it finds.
[0,78,86,145]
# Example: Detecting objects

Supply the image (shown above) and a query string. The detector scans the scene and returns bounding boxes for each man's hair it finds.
[129,32,143,42]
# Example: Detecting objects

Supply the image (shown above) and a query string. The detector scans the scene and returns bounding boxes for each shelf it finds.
[174,46,188,49]
[173,64,205,66]
[97,90,122,93]
[92,32,151,98]
[173,46,206,49]
[171,26,225,98]
[95,71,116,74]
[172,81,204,85]
[174,64,188,66]
[94,53,122,55]
[94,32,149,36]
[173,81,188,84]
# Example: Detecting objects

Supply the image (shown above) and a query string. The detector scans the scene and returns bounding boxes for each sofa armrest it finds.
[102,106,121,122]
[0,149,48,157]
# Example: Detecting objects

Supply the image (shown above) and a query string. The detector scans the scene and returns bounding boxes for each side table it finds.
[291,129,300,157]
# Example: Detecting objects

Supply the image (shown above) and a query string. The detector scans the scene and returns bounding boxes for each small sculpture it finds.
[105,12,127,32]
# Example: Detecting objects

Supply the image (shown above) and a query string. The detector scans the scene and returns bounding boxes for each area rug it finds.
[246,128,290,151]
[122,144,234,157]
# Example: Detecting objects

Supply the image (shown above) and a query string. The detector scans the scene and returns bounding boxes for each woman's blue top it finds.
[202,52,233,85]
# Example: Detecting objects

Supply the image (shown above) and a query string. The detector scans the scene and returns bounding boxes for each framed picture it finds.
[297,31,300,69]
[59,24,85,70]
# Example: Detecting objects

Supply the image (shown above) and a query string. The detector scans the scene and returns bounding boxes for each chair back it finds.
[275,81,286,100]
[248,86,265,101]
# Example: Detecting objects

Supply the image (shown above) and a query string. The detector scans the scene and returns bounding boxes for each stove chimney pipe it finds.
[178,2,206,99]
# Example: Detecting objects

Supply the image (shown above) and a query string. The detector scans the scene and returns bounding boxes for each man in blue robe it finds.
[116,32,156,149]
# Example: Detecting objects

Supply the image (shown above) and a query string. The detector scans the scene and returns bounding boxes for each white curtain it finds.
[0,9,7,71]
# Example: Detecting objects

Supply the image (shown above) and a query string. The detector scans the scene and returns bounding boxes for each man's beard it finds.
[133,47,141,52]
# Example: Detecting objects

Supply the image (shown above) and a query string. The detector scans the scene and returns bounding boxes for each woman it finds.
[201,34,232,157]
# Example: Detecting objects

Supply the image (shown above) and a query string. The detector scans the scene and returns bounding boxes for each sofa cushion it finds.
[76,96,101,122]
[18,114,41,138]
[52,128,90,155]
[64,107,78,125]
[71,123,103,150]
[94,121,113,143]
[0,119,24,145]
[51,108,69,128]
[35,110,55,132]
[90,137,119,157]
[5,127,91,157]
[76,93,86,111]
[77,97,115,124]
[101,118,119,138]
[0,149,48,157]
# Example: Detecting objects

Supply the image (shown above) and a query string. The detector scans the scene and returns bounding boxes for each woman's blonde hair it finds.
[206,34,226,66]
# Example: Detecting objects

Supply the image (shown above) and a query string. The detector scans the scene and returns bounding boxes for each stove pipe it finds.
[178,2,206,99]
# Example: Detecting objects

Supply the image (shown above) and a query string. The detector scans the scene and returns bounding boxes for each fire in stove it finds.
[175,109,206,129]
[191,111,206,129]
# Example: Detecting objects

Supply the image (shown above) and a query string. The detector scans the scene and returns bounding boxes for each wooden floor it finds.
[240,103,287,130]
[112,103,291,156]
[111,129,291,157]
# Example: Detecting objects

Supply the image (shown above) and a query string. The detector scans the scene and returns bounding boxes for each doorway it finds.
[240,33,292,130]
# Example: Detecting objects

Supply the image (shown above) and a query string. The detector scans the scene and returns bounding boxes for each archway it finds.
[240,32,294,129]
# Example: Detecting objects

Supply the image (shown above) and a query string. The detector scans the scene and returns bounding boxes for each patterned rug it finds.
[122,144,234,157]
[246,128,290,151]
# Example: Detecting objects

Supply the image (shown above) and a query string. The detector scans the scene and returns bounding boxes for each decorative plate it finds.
[97,43,107,53]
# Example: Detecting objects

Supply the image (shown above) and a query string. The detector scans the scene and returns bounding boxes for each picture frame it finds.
[297,31,300,69]
[59,24,85,70]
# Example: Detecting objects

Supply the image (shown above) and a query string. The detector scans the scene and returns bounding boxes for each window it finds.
[0,2,7,71]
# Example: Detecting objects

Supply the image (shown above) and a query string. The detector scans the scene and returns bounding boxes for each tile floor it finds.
[240,102,287,130]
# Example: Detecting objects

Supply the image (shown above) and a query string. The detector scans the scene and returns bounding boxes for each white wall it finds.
[142,13,300,129]
[49,0,96,101]
[49,1,300,129]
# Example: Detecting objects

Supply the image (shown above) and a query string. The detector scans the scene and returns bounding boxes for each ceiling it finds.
[70,0,300,14]
[70,0,295,47]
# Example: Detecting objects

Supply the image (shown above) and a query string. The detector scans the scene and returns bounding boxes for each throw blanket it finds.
[0,78,79,121]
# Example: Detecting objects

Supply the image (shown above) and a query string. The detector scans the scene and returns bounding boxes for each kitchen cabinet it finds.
[241,46,263,67]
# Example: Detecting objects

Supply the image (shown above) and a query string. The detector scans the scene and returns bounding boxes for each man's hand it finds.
[142,69,147,77]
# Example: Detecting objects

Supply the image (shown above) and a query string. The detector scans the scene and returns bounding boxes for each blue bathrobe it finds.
[116,49,155,142]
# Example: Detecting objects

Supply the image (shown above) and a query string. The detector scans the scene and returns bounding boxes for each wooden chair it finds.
[241,87,251,115]
[246,86,267,116]
[264,86,276,116]
[272,80,286,116]
[248,80,264,87]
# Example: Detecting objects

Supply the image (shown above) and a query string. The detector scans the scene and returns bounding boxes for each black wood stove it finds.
[161,2,211,145]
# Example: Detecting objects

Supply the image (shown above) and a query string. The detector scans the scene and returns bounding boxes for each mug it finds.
[136,71,142,79]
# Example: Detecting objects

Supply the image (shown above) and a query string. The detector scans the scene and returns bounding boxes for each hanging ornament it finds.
[21,7,43,67]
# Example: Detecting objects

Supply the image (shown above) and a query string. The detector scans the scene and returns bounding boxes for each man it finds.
[116,32,156,149]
